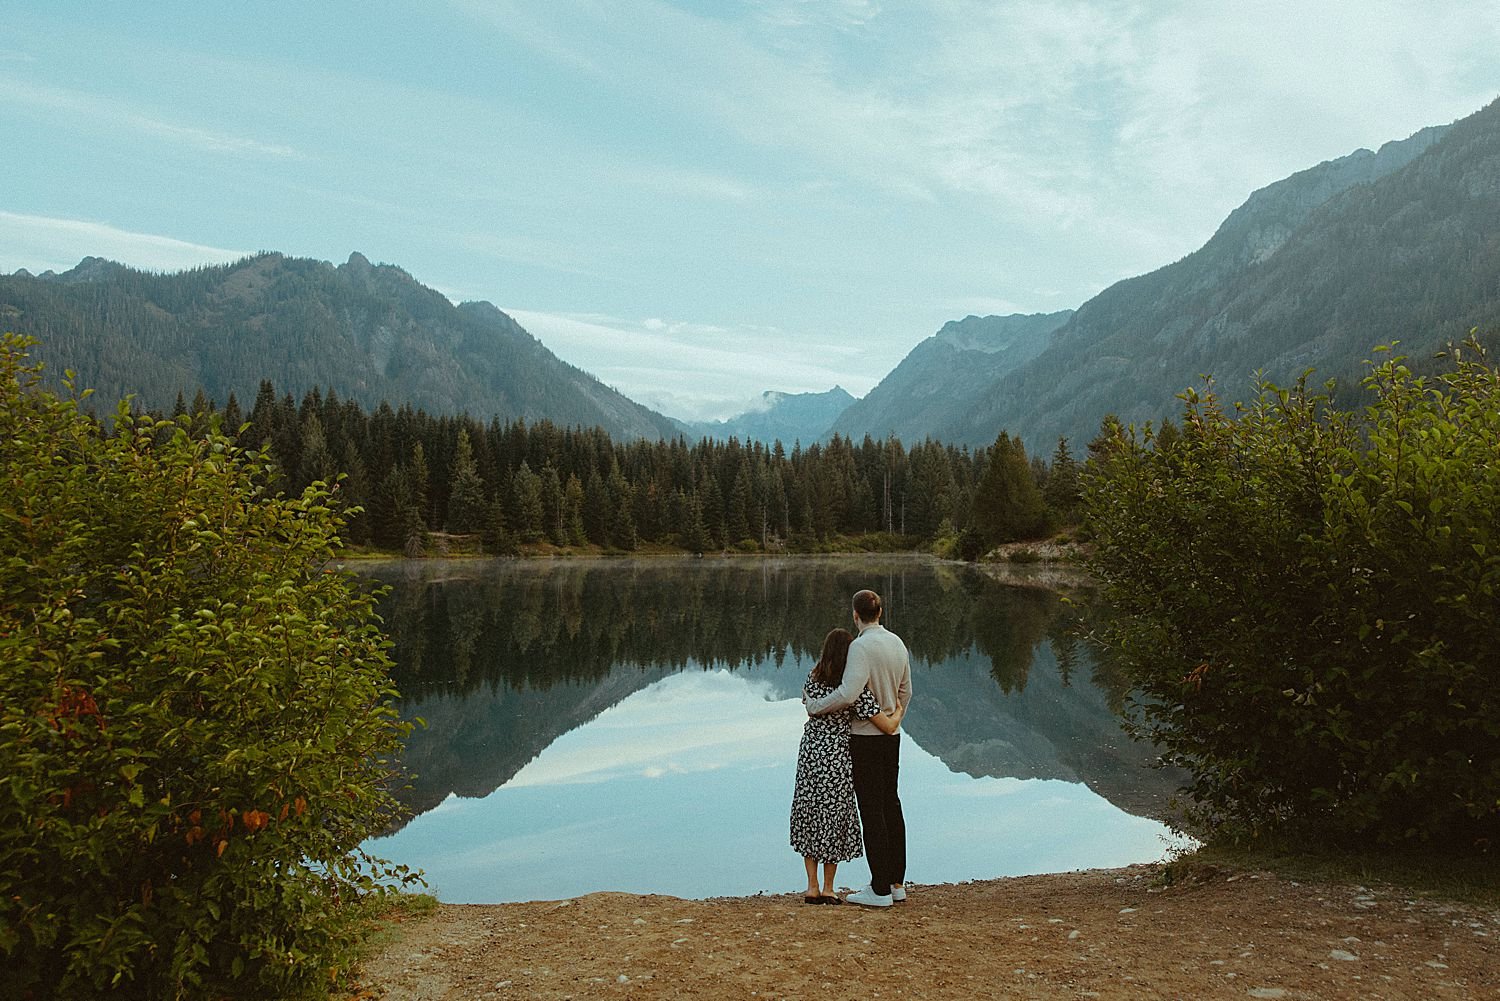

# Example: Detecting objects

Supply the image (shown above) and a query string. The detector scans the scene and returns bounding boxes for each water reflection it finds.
[361,556,1186,901]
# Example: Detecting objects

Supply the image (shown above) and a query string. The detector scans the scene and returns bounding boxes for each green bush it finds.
[956,527,986,563]
[0,336,417,998]
[1083,339,1499,847]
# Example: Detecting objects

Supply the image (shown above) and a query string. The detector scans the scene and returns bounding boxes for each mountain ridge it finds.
[0,251,683,441]
[839,101,1499,451]
[675,385,856,445]
[828,310,1073,444]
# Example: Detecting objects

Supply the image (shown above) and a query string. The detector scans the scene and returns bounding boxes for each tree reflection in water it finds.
[358,556,1178,834]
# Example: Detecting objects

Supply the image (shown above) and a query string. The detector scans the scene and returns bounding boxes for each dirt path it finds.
[358,863,1498,1000]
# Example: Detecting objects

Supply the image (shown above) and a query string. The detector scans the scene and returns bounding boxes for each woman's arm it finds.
[868,700,906,734]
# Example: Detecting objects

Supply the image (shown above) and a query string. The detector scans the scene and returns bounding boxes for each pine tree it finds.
[298,413,337,489]
[563,474,587,546]
[972,432,1046,546]
[512,460,544,542]
[408,441,431,530]
[608,469,637,550]
[582,470,610,545]
[221,392,243,437]
[540,464,564,544]
[482,497,517,555]
[1043,437,1082,526]
[726,464,752,543]
[683,492,711,553]
[447,428,487,533]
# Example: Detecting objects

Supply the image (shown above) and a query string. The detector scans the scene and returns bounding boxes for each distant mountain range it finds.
[839,98,1500,450]
[0,252,681,441]
[6,99,1499,452]
[827,311,1072,445]
[675,386,855,446]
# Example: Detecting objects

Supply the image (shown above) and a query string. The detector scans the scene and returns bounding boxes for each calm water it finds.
[359,556,1188,903]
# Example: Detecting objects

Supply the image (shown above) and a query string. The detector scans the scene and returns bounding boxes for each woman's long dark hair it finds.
[811,628,855,687]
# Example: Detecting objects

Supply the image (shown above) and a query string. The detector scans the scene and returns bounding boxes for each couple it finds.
[789,588,911,908]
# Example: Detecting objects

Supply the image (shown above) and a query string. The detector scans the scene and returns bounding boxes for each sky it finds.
[4,2,1500,421]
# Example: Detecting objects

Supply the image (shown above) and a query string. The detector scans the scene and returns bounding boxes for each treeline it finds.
[374,559,1094,699]
[172,381,1082,555]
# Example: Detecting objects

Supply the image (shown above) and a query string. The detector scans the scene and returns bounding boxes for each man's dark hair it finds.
[852,589,882,624]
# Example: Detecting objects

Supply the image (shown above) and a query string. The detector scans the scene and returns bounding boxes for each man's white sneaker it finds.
[891,884,907,902]
[846,885,894,908]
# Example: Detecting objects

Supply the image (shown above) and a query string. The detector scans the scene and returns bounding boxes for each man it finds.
[803,588,912,907]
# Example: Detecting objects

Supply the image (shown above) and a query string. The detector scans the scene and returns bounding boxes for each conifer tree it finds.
[512,460,544,541]
[540,464,564,544]
[563,474,587,546]
[408,441,431,530]
[726,465,752,543]
[682,492,711,553]
[582,470,610,545]
[1043,437,1082,525]
[972,431,1046,545]
[608,469,637,550]
[221,391,243,436]
[447,428,487,533]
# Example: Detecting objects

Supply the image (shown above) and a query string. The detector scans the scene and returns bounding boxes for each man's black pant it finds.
[850,733,905,896]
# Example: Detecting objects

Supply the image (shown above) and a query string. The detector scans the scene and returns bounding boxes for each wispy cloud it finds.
[506,671,797,788]
[505,307,877,422]
[0,212,248,275]
[612,164,757,202]
[0,78,301,158]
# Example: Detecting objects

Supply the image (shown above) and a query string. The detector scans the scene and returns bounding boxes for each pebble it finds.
[1328,949,1360,962]
[1247,990,1287,999]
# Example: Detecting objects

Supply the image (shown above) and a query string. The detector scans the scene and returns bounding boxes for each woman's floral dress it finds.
[789,674,881,862]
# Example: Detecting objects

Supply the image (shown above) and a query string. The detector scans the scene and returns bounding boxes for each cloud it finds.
[505,671,800,788]
[0,77,301,158]
[612,164,757,202]
[504,307,880,422]
[0,212,249,275]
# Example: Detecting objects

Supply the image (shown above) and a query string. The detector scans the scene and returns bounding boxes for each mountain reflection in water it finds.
[359,556,1188,902]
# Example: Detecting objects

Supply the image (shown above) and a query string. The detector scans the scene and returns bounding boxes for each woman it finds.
[789,627,904,904]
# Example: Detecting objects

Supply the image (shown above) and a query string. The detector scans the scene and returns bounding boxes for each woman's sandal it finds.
[820,894,843,905]
[802,895,827,905]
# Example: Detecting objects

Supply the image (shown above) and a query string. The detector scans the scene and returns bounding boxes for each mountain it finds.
[676,386,855,445]
[827,311,1072,444]
[0,251,682,441]
[844,99,1500,451]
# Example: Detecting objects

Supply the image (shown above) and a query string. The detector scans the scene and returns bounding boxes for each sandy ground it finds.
[357,863,1498,1000]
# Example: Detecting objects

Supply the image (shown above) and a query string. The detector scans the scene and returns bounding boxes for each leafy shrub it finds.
[955,527,986,563]
[1083,339,1499,847]
[0,336,417,998]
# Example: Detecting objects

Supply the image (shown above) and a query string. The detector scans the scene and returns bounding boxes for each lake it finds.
[359,555,1189,903]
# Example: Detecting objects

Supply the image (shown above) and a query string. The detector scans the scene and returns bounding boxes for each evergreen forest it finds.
[176,379,1082,557]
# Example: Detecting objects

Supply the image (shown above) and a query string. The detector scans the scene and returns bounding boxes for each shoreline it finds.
[358,860,1499,999]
